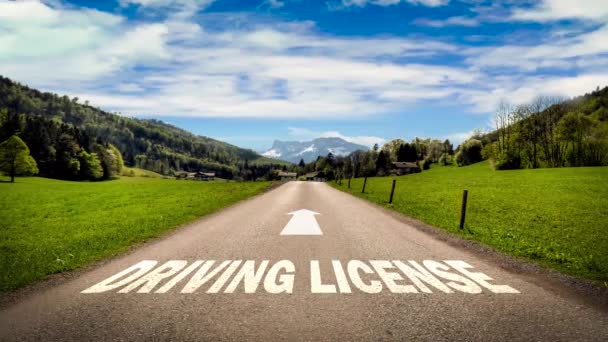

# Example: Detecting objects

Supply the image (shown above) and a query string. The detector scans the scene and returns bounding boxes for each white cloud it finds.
[511,0,608,22]
[467,24,608,71]
[2,0,607,123]
[119,0,216,19]
[444,130,476,145]
[0,0,168,84]
[415,16,479,27]
[338,0,449,8]
[257,0,286,10]
[460,73,608,113]
[287,127,385,147]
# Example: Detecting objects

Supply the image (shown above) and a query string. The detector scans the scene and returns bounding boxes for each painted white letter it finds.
[156,260,204,293]
[347,260,382,294]
[119,260,188,293]
[82,260,158,294]
[332,260,352,294]
[393,261,453,293]
[181,260,230,293]
[311,260,337,293]
[371,260,417,293]
[423,260,482,294]
[445,260,519,294]
[224,260,269,293]
[207,260,242,293]
[264,260,295,294]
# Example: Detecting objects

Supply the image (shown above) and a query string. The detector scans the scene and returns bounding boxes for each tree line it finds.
[0,112,124,181]
[291,138,455,180]
[0,75,283,180]
[474,86,608,169]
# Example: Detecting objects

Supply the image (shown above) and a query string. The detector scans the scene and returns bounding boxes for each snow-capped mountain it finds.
[262,137,369,163]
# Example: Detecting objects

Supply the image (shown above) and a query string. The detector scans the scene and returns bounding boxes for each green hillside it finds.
[332,161,608,282]
[0,176,271,291]
[477,86,608,169]
[0,75,289,180]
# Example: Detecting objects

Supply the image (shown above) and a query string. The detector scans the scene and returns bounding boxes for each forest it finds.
[479,86,608,169]
[0,76,285,180]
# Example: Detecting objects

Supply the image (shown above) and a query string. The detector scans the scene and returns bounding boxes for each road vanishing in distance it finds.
[1,181,607,341]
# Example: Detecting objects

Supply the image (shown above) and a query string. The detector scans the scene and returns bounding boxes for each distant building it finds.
[278,171,297,181]
[305,171,326,182]
[195,172,215,181]
[176,171,215,181]
[390,162,420,175]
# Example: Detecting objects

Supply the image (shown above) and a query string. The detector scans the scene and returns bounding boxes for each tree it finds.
[92,143,124,179]
[382,139,405,161]
[455,139,483,166]
[557,112,593,166]
[79,151,103,180]
[298,158,305,168]
[397,143,417,162]
[439,153,452,165]
[0,135,38,182]
[56,133,81,179]
[443,139,453,155]
[108,144,124,174]
[375,150,389,175]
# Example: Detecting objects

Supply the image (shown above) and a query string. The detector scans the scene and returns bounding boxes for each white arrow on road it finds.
[280,209,322,235]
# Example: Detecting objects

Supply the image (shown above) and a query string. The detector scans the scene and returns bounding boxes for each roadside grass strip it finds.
[331,161,608,283]
[0,176,270,292]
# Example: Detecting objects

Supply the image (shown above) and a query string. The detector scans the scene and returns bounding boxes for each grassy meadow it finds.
[332,161,608,283]
[0,176,270,292]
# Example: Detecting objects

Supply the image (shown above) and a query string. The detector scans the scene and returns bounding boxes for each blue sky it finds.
[1,0,607,151]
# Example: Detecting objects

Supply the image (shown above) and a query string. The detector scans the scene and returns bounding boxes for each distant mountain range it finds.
[262,137,369,163]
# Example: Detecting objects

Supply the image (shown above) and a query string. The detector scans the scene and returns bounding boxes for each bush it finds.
[79,151,103,181]
[438,153,452,165]
[456,139,483,166]
[422,158,432,170]
[494,155,522,170]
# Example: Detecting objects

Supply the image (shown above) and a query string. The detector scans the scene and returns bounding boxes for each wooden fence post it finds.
[389,179,396,204]
[362,177,367,193]
[348,177,351,189]
[460,190,468,229]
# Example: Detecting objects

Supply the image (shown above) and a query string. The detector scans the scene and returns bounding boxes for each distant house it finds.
[176,171,215,181]
[305,171,326,182]
[390,162,420,175]
[195,172,215,181]
[278,171,297,181]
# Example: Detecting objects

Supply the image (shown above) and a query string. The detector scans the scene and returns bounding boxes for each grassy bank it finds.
[0,177,270,292]
[331,161,608,282]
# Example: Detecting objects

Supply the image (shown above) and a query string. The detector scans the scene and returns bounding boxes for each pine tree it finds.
[375,150,388,175]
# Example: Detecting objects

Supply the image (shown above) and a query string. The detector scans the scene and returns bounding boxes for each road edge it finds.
[327,182,608,313]
[0,181,285,309]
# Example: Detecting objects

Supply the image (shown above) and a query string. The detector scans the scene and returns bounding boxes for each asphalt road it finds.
[1,181,607,341]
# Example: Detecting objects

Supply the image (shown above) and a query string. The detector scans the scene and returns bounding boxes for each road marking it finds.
[280,209,322,235]
[82,259,519,294]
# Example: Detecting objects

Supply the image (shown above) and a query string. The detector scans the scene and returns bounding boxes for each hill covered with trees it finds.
[469,86,608,169]
[0,76,287,180]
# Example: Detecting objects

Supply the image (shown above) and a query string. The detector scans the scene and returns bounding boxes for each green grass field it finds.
[0,177,270,292]
[331,161,608,283]
[121,166,166,178]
